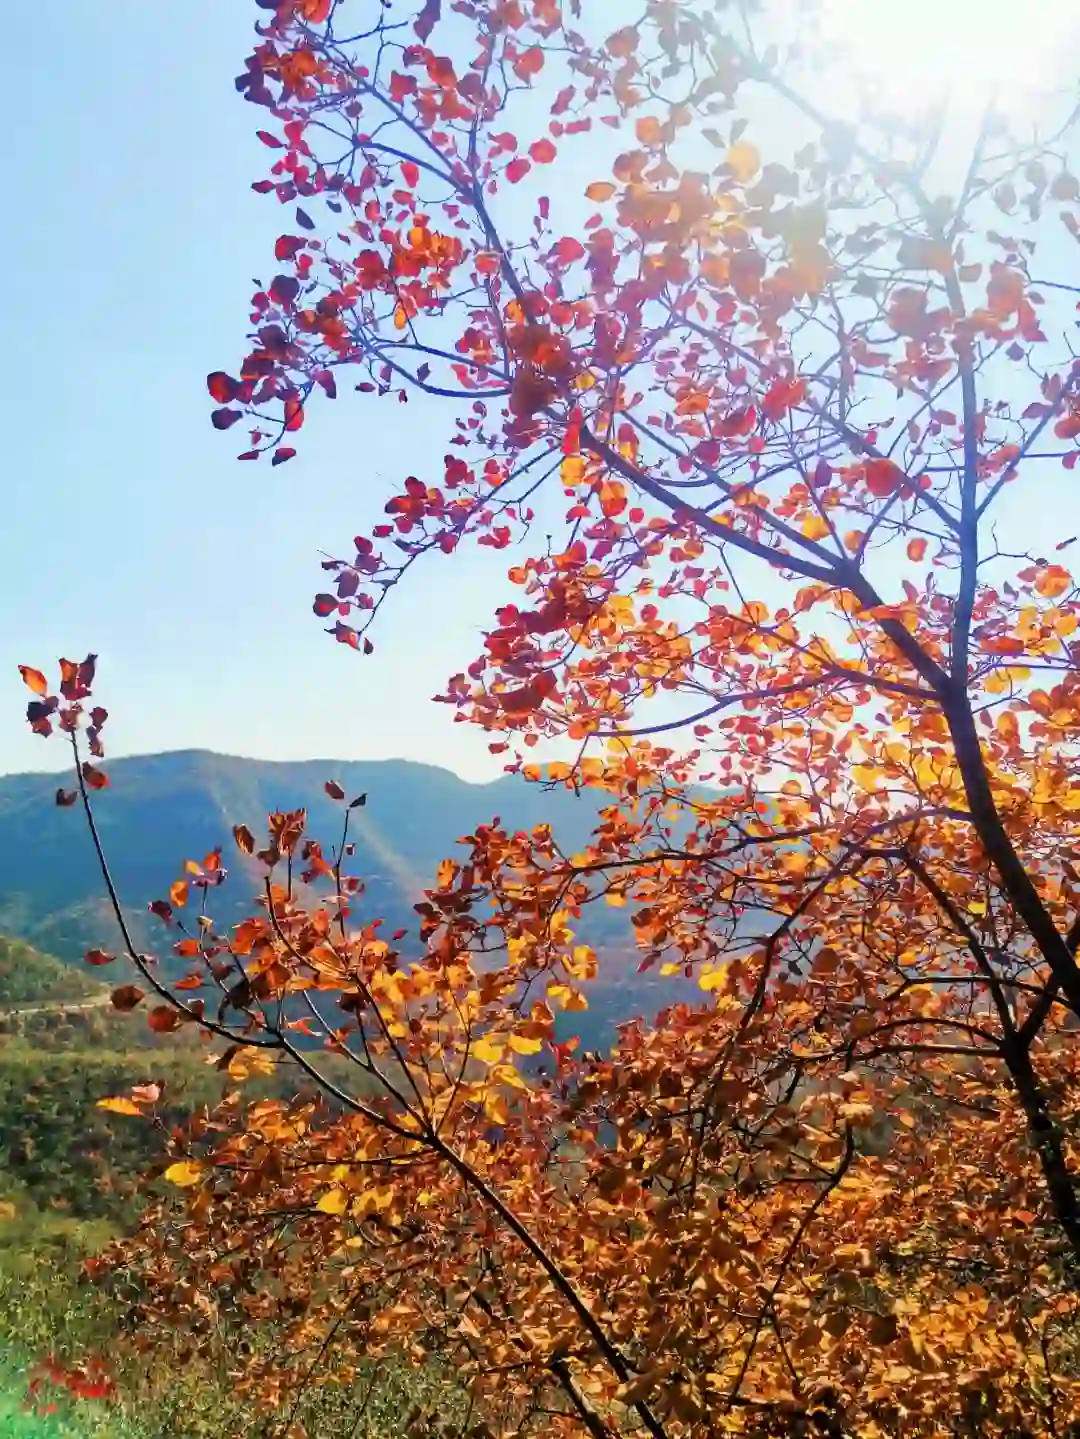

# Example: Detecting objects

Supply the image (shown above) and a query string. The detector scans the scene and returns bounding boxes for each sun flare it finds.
[813,0,1079,118]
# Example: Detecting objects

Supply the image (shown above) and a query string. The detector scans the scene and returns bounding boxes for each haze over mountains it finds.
[0,750,697,1045]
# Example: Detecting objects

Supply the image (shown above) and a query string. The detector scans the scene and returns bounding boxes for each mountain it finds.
[0,936,106,1009]
[0,751,698,1046]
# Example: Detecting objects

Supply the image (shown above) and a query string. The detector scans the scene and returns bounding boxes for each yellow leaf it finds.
[561,454,586,485]
[727,139,760,183]
[0,1201,15,1222]
[699,966,727,992]
[471,1035,504,1065]
[316,1187,348,1215]
[801,514,830,541]
[96,1097,143,1118]
[484,1092,509,1125]
[163,1161,206,1188]
[508,1033,543,1055]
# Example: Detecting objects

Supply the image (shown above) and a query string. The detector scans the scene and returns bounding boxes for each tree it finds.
[20,0,1080,1434]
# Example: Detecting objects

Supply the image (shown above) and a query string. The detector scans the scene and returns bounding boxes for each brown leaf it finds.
[111,985,145,1012]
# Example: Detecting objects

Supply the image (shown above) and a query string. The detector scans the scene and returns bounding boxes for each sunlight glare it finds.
[814,0,1079,117]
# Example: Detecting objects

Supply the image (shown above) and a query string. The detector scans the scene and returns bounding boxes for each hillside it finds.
[0,751,607,957]
[0,751,706,1045]
[0,937,106,1009]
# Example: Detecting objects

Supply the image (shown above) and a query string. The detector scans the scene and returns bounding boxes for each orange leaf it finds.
[170,880,189,909]
[18,666,48,696]
[585,182,616,202]
[1035,564,1071,598]
[907,538,928,561]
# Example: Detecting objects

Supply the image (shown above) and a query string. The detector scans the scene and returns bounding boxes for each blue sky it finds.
[1,0,518,782]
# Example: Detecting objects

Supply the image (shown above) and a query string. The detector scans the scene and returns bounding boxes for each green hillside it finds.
[0,938,106,1009]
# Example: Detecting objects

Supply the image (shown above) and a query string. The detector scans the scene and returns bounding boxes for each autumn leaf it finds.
[96,1097,144,1118]
[864,458,906,497]
[110,985,145,1012]
[471,1036,504,1065]
[81,762,109,790]
[163,1162,206,1188]
[726,139,760,182]
[18,665,49,696]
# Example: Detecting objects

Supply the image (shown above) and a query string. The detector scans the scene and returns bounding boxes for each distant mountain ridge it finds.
[0,750,724,1048]
[0,748,638,962]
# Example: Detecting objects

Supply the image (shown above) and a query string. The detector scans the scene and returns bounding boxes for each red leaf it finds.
[18,666,48,696]
[56,789,77,807]
[81,762,109,790]
[148,899,174,925]
[212,408,243,430]
[325,779,345,800]
[256,130,284,148]
[147,1005,180,1034]
[313,593,338,617]
[207,372,238,403]
[284,397,305,431]
[514,46,544,80]
[275,234,305,262]
[270,274,300,306]
[414,0,441,41]
[865,458,906,497]
[401,160,420,189]
[272,447,297,466]
[59,654,96,701]
[506,157,532,184]
[530,138,557,164]
[552,236,585,265]
[85,948,115,966]
[27,698,58,737]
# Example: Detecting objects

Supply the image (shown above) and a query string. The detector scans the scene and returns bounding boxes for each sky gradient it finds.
[2,0,514,782]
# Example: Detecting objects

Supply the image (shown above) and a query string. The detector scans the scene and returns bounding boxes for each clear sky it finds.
[3,2,1079,785]
[1,0,517,783]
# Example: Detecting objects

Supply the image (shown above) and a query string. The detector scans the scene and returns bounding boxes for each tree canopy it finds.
[19,1,1080,1435]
